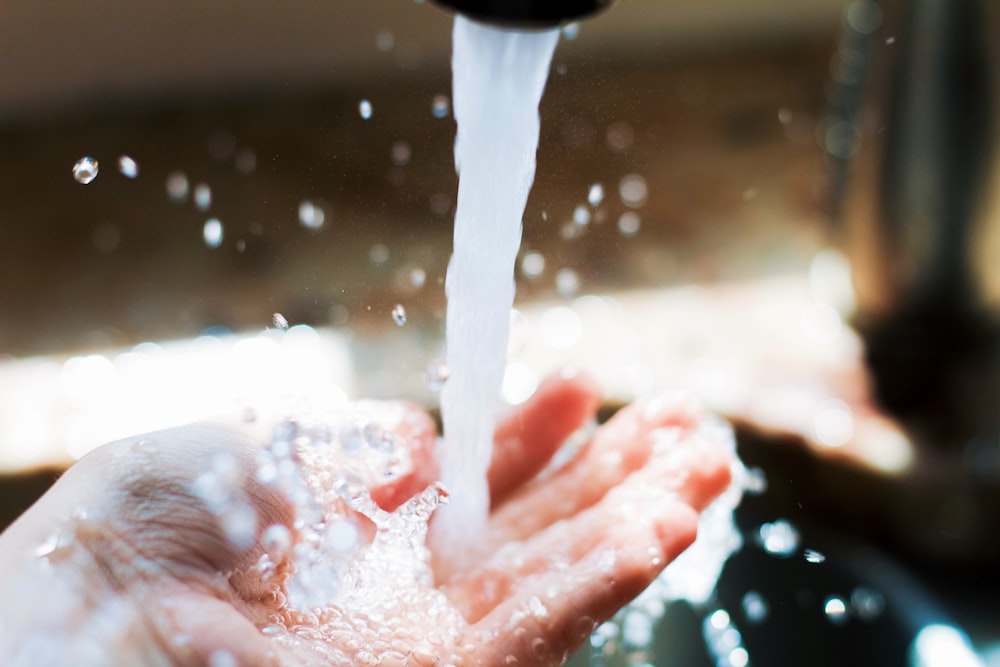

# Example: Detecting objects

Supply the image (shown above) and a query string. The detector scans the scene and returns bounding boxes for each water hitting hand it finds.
[0,370,732,666]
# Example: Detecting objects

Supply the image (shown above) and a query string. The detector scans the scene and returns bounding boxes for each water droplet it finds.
[391,304,407,326]
[360,423,386,452]
[208,649,237,667]
[709,609,730,630]
[117,155,139,179]
[211,452,240,485]
[618,212,641,237]
[338,423,366,452]
[539,306,582,350]
[255,460,277,484]
[758,519,800,557]
[359,99,373,120]
[562,22,580,39]
[222,502,257,548]
[778,107,793,125]
[262,524,291,558]
[409,268,426,288]
[555,268,580,297]
[606,121,634,153]
[521,251,545,278]
[192,472,230,513]
[334,472,366,503]
[744,466,768,494]
[703,608,750,667]
[741,591,769,623]
[194,183,213,211]
[619,174,648,208]
[622,611,654,648]
[272,312,289,330]
[391,141,412,166]
[326,519,360,554]
[34,532,63,560]
[824,596,849,624]
[429,193,451,215]
[272,420,299,444]
[432,94,451,118]
[369,243,390,265]
[203,218,224,248]
[885,35,896,45]
[560,220,584,240]
[804,548,827,564]
[131,439,159,455]
[851,587,886,621]
[846,0,882,34]
[166,171,189,202]
[587,183,604,206]
[72,157,99,184]
[425,360,450,390]
[824,120,860,159]
[814,398,853,447]
[298,200,326,230]
[572,205,591,226]
[728,647,750,667]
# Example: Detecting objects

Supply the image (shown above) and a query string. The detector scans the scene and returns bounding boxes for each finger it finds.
[478,498,700,665]
[488,368,602,508]
[488,392,703,543]
[367,401,439,512]
[161,589,280,667]
[446,432,730,623]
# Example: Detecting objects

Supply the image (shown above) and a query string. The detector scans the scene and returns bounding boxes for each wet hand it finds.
[0,371,732,666]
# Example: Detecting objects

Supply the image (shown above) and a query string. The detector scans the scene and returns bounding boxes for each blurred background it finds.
[1,0,998,664]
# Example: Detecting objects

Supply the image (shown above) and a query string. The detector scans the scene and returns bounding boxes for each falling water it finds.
[435,16,560,550]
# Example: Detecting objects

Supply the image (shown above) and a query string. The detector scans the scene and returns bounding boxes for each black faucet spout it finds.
[430,0,613,28]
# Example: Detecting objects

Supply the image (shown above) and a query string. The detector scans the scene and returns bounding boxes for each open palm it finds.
[0,371,731,666]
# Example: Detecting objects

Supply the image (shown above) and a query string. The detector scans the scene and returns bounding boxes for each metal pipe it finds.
[830,0,1000,446]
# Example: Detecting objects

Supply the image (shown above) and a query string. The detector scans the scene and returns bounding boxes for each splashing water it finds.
[117,155,139,179]
[72,157,99,184]
[391,304,407,327]
[244,410,468,665]
[435,16,560,551]
[358,99,373,120]
[272,312,290,330]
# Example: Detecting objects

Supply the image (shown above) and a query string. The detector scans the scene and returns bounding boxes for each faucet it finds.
[430,0,612,27]
[831,0,1000,451]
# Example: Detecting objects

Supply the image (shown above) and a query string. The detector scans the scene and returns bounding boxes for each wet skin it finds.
[0,370,731,666]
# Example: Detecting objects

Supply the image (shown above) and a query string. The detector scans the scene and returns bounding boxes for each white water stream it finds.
[435,16,560,550]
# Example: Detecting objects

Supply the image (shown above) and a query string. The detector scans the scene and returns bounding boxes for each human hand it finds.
[0,370,732,666]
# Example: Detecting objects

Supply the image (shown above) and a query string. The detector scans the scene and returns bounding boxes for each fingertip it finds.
[650,501,700,565]
[489,369,603,507]
[553,365,603,403]
[677,443,734,513]
[371,402,440,512]
[529,366,603,420]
